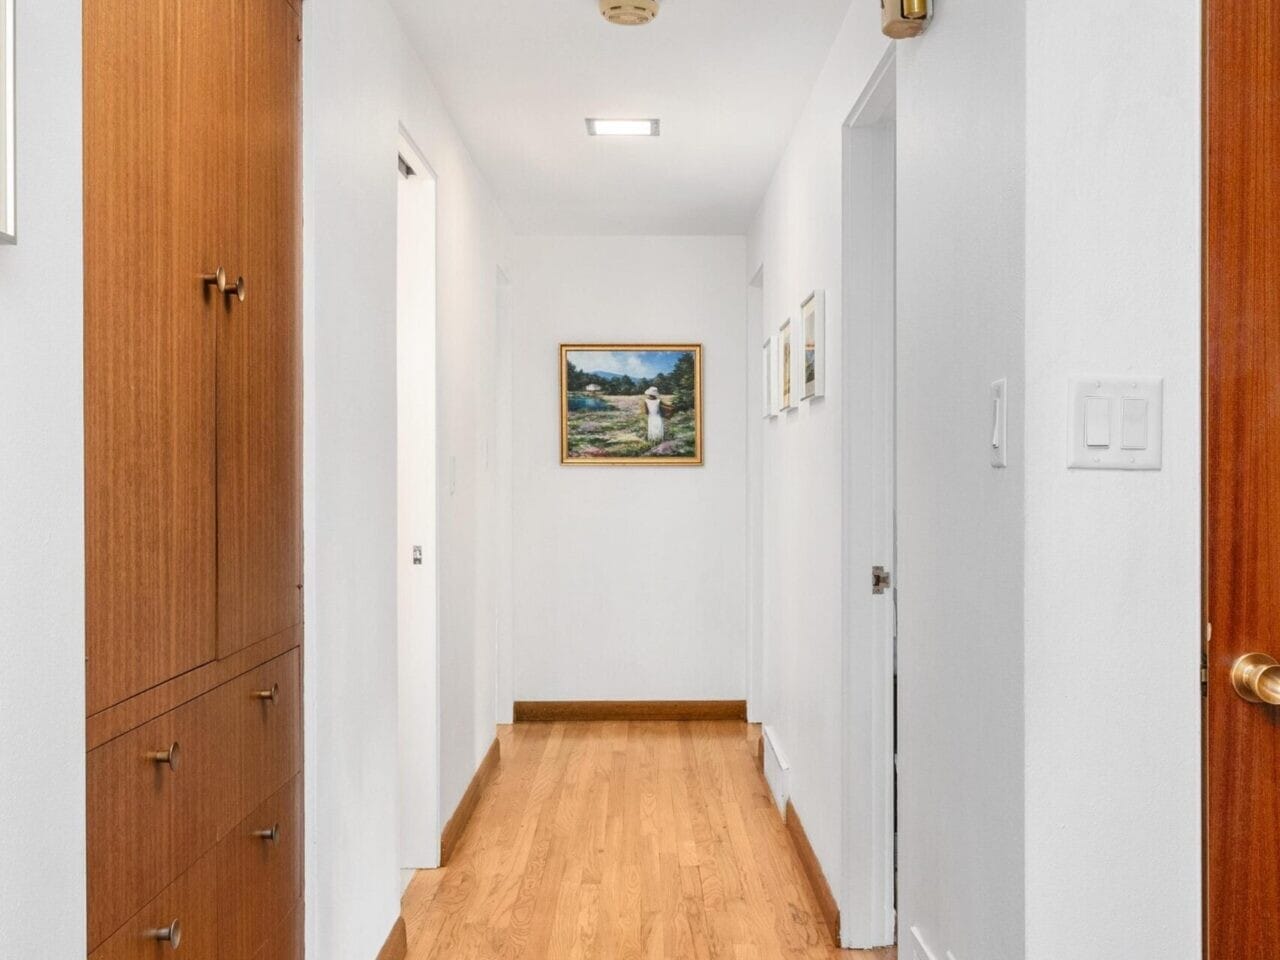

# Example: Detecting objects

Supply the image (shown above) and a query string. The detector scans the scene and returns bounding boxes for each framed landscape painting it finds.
[561,344,703,465]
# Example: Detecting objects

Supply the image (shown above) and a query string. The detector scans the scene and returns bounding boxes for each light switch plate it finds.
[1069,376,1163,470]
[990,378,1008,468]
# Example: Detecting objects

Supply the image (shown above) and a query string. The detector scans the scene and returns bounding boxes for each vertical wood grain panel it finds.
[217,775,304,960]
[88,852,219,960]
[84,0,239,713]
[1205,0,1280,955]
[217,0,302,658]
[86,688,231,950]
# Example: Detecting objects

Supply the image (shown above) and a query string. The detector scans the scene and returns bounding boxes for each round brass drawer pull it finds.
[1232,653,1280,705]
[201,266,246,303]
[146,742,181,772]
[253,823,281,845]
[252,683,280,705]
[146,918,182,949]
[202,266,227,293]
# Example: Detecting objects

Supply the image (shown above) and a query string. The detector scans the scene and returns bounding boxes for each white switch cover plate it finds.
[909,927,939,960]
[990,378,1008,468]
[1069,376,1163,470]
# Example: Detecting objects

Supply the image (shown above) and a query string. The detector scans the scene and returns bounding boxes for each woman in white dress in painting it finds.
[643,386,665,443]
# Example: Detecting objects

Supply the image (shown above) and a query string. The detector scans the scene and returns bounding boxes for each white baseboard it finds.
[762,725,790,814]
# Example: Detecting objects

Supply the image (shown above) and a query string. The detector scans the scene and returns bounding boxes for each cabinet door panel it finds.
[89,852,218,960]
[84,0,241,713]
[86,688,231,950]
[218,0,302,658]
[217,775,304,960]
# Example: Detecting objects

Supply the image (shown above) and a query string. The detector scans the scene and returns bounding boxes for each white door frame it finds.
[839,44,898,949]
[396,127,442,873]
[746,264,766,719]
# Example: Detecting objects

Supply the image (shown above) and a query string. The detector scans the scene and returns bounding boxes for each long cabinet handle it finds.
[145,742,181,772]
[145,919,182,949]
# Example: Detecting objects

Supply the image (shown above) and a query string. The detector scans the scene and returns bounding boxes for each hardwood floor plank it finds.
[401,720,896,960]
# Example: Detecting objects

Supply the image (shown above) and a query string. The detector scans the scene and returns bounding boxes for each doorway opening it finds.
[840,45,898,950]
[396,131,441,883]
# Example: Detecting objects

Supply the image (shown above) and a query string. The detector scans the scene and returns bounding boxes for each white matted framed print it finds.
[761,337,778,418]
[802,290,825,400]
[779,318,795,410]
[0,0,13,244]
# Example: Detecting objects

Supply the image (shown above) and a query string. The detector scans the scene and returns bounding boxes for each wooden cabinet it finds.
[86,689,229,948]
[89,852,219,960]
[218,776,304,960]
[222,649,303,833]
[84,0,302,955]
[218,0,303,660]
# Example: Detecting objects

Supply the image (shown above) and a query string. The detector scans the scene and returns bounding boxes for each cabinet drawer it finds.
[87,688,229,950]
[218,775,303,960]
[221,648,302,831]
[252,898,303,960]
[89,850,217,960]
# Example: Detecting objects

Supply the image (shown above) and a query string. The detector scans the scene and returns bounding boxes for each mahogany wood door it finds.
[84,0,240,713]
[217,0,302,658]
[1204,0,1280,955]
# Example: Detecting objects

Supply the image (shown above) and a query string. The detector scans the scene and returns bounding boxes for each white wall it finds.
[751,1,1200,958]
[511,236,748,703]
[744,6,893,946]
[0,2,85,956]
[1022,0,1202,956]
[895,3,1028,955]
[303,3,511,957]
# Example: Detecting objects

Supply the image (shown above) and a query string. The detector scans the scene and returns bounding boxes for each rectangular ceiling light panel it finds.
[586,118,661,137]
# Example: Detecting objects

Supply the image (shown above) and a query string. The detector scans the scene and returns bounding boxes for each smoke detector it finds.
[599,0,659,26]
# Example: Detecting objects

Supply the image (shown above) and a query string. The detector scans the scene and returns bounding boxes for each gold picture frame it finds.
[561,343,704,466]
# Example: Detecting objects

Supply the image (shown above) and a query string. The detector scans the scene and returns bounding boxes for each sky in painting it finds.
[568,350,686,379]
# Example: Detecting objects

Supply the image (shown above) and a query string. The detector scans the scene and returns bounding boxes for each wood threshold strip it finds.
[785,799,841,949]
[440,737,501,866]
[376,916,408,960]
[86,624,302,750]
[513,699,748,723]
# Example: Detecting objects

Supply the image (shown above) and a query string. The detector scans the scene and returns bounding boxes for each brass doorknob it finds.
[1231,653,1280,704]
[253,823,281,844]
[146,742,181,772]
[146,919,182,949]
[252,683,279,705]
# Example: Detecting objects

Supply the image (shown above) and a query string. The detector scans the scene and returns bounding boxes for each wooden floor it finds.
[402,721,896,959]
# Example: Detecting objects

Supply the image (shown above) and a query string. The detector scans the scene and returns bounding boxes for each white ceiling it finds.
[389,0,854,235]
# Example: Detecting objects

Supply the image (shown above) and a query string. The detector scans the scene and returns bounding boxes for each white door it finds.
[840,47,897,950]
[396,134,441,872]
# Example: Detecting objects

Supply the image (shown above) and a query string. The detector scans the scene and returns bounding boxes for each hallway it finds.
[402,722,892,959]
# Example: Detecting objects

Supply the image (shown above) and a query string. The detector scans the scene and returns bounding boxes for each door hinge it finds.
[412,545,424,566]
[872,566,892,595]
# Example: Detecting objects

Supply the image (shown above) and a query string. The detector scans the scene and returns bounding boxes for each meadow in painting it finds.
[561,345,703,465]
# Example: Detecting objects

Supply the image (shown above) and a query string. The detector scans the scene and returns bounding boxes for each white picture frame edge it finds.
[779,318,796,411]
[761,336,778,419]
[801,289,825,401]
[0,0,14,245]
